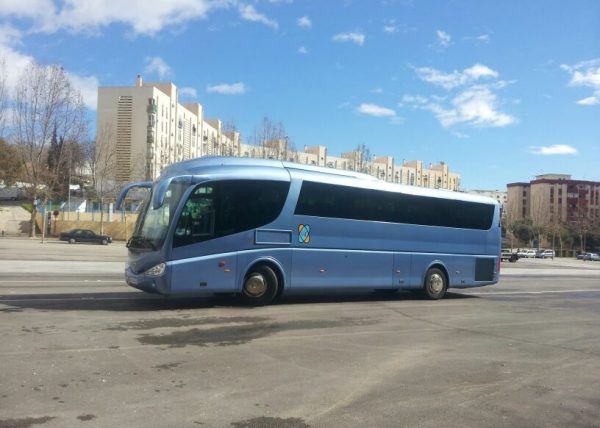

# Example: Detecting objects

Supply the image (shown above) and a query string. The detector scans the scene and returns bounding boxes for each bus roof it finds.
[158,156,497,206]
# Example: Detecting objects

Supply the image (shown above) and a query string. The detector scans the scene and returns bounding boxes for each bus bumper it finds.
[125,265,170,295]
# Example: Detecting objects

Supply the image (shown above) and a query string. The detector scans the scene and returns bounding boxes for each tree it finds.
[513,218,534,246]
[355,143,372,174]
[573,196,591,252]
[222,119,240,157]
[503,206,520,249]
[12,62,87,237]
[0,58,7,138]
[0,138,23,186]
[254,117,288,160]
[46,125,69,200]
[530,188,551,248]
[85,123,118,234]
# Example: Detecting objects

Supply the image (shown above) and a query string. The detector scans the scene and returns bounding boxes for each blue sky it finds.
[1,0,599,189]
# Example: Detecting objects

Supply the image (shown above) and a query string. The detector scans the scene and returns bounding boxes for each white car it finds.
[538,249,555,259]
[520,249,537,258]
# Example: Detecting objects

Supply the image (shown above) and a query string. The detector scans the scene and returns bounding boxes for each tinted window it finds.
[173,180,290,247]
[295,181,494,230]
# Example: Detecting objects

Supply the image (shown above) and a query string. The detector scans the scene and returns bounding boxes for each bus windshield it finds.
[128,182,188,251]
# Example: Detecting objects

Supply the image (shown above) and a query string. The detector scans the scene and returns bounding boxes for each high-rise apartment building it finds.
[97,76,460,190]
[97,75,239,182]
[507,174,600,224]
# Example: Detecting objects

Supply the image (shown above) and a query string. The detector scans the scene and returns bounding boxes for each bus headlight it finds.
[144,263,166,276]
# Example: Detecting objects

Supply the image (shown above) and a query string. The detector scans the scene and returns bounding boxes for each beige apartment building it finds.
[507,174,600,224]
[97,75,239,182]
[464,189,507,214]
[237,141,461,190]
[97,76,460,190]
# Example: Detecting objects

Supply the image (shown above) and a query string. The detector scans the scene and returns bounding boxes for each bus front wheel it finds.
[241,265,279,306]
[423,268,447,300]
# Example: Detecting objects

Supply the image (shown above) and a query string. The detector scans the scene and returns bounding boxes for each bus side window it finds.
[174,186,215,246]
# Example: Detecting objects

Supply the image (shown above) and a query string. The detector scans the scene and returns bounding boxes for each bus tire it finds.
[241,265,279,306]
[423,267,447,300]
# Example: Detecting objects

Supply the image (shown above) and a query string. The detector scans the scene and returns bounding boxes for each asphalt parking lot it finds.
[1,239,600,428]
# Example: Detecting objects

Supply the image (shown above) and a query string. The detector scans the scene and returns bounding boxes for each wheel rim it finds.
[428,273,444,294]
[244,273,267,297]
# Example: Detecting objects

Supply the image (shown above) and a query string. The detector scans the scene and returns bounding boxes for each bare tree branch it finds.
[0,58,7,138]
[12,62,87,237]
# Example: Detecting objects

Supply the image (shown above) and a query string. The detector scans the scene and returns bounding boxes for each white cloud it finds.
[0,24,22,46]
[0,0,56,21]
[451,131,469,139]
[561,58,600,106]
[238,4,278,30]
[332,31,365,46]
[297,46,308,54]
[179,87,197,98]
[383,25,397,34]
[206,82,246,95]
[0,1,235,36]
[371,88,384,94]
[529,145,577,155]
[297,16,311,28]
[436,29,451,47]
[476,34,490,43]
[576,96,599,106]
[357,103,396,117]
[0,40,99,110]
[428,86,515,128]
[66,72,99,109]
[52,0,219,35]
[400,94,428,106]
[414,63,499,90]
[144,56,172,79]
[402,63,515,129]
[0,42,34,92]
[2,1,286,36]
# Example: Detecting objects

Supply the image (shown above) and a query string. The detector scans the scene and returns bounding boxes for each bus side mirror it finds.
[151,175,194,210]
[116,181,153,210]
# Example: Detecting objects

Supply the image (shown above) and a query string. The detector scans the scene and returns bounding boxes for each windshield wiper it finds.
[126,235,157,251]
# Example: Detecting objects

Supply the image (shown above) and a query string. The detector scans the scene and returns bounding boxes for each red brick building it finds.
[507,174,600,224]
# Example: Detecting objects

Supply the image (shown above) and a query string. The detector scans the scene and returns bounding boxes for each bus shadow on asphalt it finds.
[0,290,477,312]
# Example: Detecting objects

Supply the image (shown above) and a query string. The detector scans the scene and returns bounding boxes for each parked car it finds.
[518,249,537,258]
[577,252,593,260]
[536,249,555,259]
[501,249,519,262]
[59,229,112,245]
[582,253,600,261]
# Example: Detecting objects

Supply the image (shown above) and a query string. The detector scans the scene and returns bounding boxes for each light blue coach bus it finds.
[116,157,501,305]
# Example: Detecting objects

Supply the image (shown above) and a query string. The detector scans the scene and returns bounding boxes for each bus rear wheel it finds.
[423,268,447,300]
[241,265,279,306]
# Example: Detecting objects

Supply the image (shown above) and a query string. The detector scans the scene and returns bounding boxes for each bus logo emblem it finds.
[298,224,311,243]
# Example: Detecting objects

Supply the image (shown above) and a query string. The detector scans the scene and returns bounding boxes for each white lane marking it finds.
[0,296,142,302]
[466,289,600,295]
[0,280,123,284]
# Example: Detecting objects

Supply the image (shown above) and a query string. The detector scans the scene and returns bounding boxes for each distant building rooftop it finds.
[534,174,571,180]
